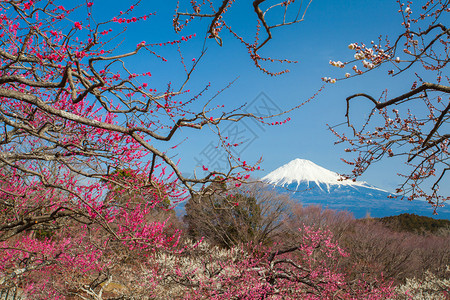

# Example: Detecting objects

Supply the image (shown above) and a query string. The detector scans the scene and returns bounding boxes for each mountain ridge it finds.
[262,158,450,220]
[262,158,386,192]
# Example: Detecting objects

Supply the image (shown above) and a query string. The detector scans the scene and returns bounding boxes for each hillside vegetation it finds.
[376,213,450,235]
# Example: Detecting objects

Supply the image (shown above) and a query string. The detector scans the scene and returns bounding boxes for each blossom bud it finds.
[354,52,364,60]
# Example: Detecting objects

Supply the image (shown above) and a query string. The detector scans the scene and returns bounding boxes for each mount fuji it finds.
[262,158,450,219]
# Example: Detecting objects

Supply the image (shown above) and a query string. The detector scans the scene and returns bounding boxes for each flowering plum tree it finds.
[0,0,314,297]
[395,267,450,300]
[328,0,450,211]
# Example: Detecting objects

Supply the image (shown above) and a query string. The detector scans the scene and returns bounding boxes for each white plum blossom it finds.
[148,240,248,298]
[395,57,401,63]
[348,43,357,50]
[329,60,345,68]
[345,73,351,78]
[354,52,365,60]
[395,268,450,300]
[405,6,411,13]
[321,77,336,83]
[362,60,374,69]
[365,48,374,57]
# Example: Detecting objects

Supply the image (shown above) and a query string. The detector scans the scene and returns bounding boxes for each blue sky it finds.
[83,1,448,199]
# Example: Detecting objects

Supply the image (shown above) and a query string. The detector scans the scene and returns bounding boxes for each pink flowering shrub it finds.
[143,226,394,300]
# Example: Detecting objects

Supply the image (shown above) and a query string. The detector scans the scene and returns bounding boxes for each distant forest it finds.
[376,213,450,235]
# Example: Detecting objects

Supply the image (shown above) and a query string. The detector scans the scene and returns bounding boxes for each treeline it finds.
[375,213,450,235]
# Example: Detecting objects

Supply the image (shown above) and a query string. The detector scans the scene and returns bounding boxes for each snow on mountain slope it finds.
[260,158,450,219]
[262,158,385,192]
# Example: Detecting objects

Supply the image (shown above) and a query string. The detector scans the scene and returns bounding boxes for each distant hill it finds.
[376,213,450,234]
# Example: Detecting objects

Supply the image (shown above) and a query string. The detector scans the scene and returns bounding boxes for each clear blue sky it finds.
[83,0,448,198]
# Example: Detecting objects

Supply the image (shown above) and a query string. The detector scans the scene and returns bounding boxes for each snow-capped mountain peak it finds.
[262,158,380,192]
